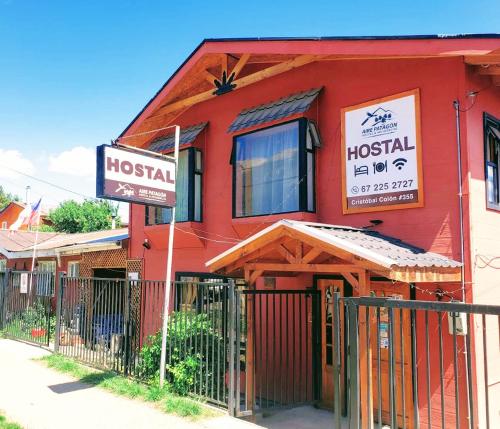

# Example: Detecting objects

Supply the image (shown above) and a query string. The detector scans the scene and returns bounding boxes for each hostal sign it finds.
[96,145,176,207]
[341,89,423,214]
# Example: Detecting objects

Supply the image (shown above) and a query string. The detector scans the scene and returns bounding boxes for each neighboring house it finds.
[0,201,52,231]
[0,228,137,299]
[116,35,499,427]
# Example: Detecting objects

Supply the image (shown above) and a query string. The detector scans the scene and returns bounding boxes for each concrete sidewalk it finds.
[0,339,258,429]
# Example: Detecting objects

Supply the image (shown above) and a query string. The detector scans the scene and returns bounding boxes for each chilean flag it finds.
[28,198,42,227]
[9,198,42,231]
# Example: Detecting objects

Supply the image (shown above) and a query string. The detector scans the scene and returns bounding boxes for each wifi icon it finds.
[392,158,408,170]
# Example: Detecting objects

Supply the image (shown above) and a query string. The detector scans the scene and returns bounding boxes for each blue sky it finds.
[0,0,498,218]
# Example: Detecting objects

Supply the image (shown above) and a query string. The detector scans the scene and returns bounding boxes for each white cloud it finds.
[0,149,36,178]
[48,146,95,178]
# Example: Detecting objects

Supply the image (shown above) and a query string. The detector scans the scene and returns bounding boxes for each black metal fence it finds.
[55,275,143,375]
[0,270,55,346]
[337,295,500,429]
[54,275,234,408]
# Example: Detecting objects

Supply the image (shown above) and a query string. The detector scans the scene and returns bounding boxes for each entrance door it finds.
[318,279,344,410]
[370,281,413,429]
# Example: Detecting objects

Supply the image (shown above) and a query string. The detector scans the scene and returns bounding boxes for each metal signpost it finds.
[96,125,180,387]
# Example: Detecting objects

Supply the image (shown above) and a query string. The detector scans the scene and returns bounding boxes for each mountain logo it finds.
[361,106,397,138]
[362,107,394,127]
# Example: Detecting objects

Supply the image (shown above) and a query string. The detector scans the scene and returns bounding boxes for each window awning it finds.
[228,88,322,133]
[206,220,462,283]
[149,122,208,152]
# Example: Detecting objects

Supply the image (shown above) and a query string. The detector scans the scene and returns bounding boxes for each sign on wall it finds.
[96,145,176,207]
[341,89,424,214]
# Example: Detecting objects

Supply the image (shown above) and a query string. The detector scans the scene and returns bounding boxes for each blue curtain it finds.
[235,122,299,217]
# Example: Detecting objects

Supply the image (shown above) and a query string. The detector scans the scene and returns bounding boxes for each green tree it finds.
[48,200,121,233]
[0,186,20,211]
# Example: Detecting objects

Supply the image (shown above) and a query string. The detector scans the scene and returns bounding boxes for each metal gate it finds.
[232,289,321,417]
[0,270,55,346]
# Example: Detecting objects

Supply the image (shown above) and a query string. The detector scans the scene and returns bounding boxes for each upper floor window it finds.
[232,119,316,218]
[485,113,500,210]
[146,148,202,224]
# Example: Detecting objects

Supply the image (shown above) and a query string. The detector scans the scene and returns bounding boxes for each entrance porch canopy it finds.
[206,220,462,286]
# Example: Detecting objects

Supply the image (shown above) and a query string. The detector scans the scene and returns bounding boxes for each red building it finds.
[118,36,500,428]
[0,201,51,231]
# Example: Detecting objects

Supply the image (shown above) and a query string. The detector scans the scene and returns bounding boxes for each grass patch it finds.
[0,413,22,429]
[38,354,218,420]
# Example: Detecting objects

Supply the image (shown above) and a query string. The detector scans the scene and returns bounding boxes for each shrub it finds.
[138,311,225,397]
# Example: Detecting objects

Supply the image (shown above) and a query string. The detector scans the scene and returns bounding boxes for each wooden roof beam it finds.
[465,54,500,65]
[148,54,317,119]
[245,263,365,274]
[231,53,251,79]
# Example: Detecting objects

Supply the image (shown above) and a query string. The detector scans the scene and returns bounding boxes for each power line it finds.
[0,164,97,201]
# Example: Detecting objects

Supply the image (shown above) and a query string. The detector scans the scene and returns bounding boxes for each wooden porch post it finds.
[358,270,373,429]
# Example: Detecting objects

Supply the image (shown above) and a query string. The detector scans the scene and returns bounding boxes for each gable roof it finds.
[206,220,461,283]
[117,35,500,149]
[228,88,321,132]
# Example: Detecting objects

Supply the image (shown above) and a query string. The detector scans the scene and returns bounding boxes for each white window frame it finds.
[37,260,56,296]
[67,261,80,278]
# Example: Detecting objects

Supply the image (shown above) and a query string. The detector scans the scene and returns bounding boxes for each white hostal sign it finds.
[341,89,424,214]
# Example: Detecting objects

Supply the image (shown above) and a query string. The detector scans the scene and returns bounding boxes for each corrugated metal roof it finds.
[33,228,129,251]
[0,228,128,254]
[0,231,59,252]
[228,88,322,133]
[149,123,208,152]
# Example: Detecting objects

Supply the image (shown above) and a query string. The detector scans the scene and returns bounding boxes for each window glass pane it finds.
[235,122,299,217]
[195,150,202,172]
[0,259,6,272]
[147,150,190,223]
[487,163,498,204]
[194,174,201,221]
[306,127,313,150]
[68,262,80,277]
[307,151,314,211]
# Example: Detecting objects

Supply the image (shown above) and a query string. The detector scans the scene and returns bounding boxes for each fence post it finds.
[347,299,360,429]
[227,279,236,416]
[0,269,10,330]
[123,277,131,376]
[54,271,65,352]
[333,292,342,429]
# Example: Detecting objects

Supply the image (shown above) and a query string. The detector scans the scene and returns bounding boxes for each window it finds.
[67,261,80,277]
[485,113,500,210]
[1,221,7,230]
[233,119,316,218]
[37,260,56,296]
[146,148,202,224]
[0,259,6,272]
